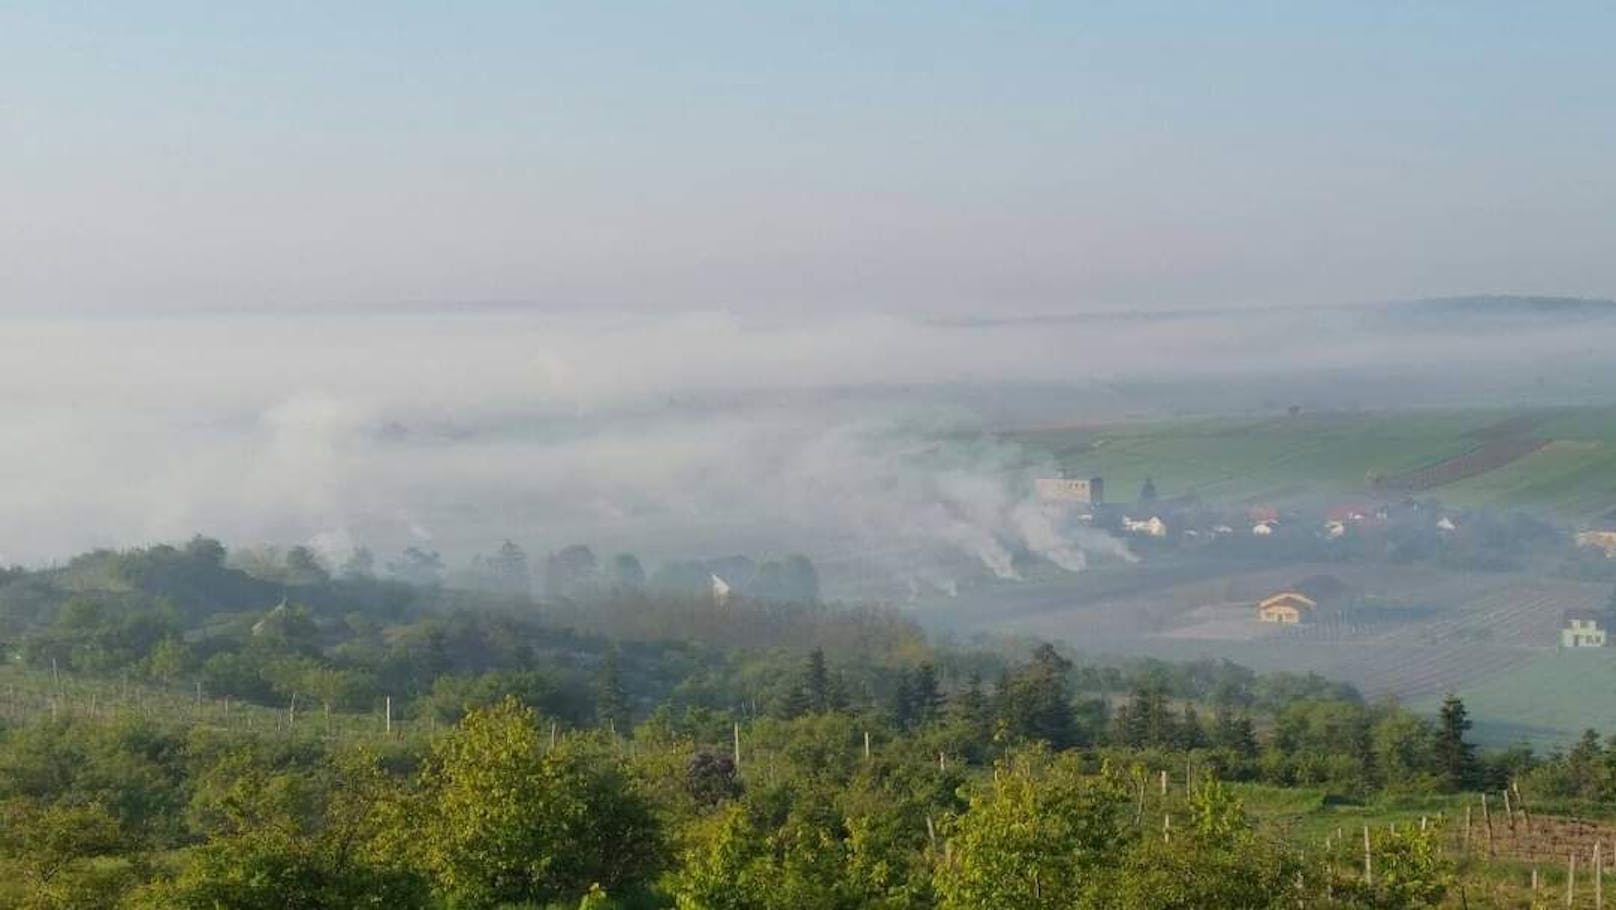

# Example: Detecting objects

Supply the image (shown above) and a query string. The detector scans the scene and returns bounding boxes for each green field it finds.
[1438,442,1616,517]
[1012,406,1616,517]
[1412,650,1616,750]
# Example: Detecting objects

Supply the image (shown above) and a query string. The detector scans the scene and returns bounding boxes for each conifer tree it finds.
[1434,693,1477,790]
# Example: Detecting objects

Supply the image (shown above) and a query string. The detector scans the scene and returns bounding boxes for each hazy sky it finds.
[5,2,1615,314]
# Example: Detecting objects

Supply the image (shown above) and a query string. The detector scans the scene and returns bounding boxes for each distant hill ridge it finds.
[1406,294,1616,314]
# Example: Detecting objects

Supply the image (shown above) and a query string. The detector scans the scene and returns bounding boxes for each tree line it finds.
[2,537,1609,908]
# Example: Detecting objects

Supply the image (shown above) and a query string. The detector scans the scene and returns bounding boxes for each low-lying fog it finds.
[5,298,1614,594]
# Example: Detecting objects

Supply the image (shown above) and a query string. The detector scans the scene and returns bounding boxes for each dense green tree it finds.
[889,672,918,730]
[950,672,990,736]
[0,798,132,910]
[1371,710,1438,792]
[1434,694,1478,791]
[486,540,531,597]
[784,648,835,718]
[545,545,599,600]
[1115,778,1300,910]
[607,553,647,591]
[750,554,821,604]
[417,698,663,907]
[596,649,630,732]
[1212,705,1258,760]
[130,751,426,909]
[422,668,581,725]
[1325,825,1451,909]
[283,546,330,586]
[935,748,1128,910]
[386,547,444,588]
[995,644,1079,748]
[911,663,945,725]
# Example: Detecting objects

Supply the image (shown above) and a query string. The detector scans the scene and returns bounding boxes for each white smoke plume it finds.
[1,302,1611,594]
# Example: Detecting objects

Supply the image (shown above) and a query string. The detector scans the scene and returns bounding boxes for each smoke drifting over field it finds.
[3,299,1614,592]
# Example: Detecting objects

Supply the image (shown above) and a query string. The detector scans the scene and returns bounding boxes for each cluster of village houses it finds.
[1037,473,1467,545]
[1037,473,1616,649]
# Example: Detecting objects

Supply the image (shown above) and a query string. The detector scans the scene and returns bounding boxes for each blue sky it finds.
[4,2,1615,313]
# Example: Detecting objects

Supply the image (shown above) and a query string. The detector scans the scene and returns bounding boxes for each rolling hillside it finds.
[1011,406,1616,520]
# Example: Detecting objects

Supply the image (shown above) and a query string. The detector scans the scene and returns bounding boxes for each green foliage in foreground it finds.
[0,700,1460,910]
[3,537,1604,908]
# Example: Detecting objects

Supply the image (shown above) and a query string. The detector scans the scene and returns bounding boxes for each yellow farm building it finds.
[1257,591,1317,624]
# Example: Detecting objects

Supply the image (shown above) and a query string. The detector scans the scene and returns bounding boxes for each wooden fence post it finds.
[1160,769,1168,796]
[1596,841,1604,909]
[733,722,742,770]
[1570,853,1578,908]
[1363,825,1373,886]
[1482,794,1494,858]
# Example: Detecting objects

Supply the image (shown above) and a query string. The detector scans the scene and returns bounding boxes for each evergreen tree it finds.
[1567,728,1605,799]
[487,540,530,597]
[912,662,945,724]
[1213,706,1259,759]
[1176,704,1208,750]
[782,648,834,719]
[544,544,598,600]
[995,644,1079,748]
[388,546,444,588]
[607,553,647,592]
[1434,693,1477,790]
[803,648,831,713]
[284,546,330,586]
[1121,683,1172,748]
[953,671,990,739]
[595,650,629,732]
[889,672,917,730]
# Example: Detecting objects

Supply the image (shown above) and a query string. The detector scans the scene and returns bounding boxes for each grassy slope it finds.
[1013,406,1616,518]
[1023,411,1492,505]
[1437,441,1616,518]
[1411,650,1616,751]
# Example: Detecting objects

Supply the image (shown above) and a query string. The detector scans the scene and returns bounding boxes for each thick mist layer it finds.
[4,302,1614,591]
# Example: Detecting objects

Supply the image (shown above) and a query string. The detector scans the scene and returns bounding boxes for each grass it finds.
[1008,405,1616,518]
[1235,782,1473,845]
[0,663,420,744]
[1021,411,1487,504]
[1437,441,1616,518]
[1411,650,1616,751]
